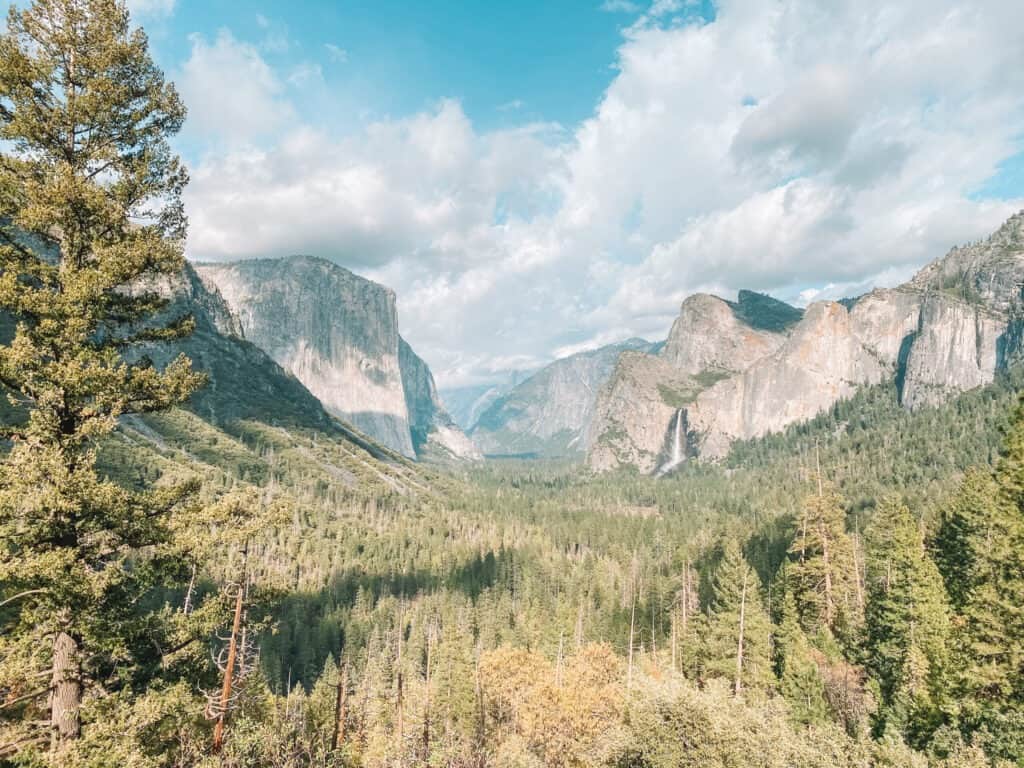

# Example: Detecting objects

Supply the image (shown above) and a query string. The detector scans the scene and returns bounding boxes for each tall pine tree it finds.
[788,479,861,641]
[0,0,203,758]
[702,538,774,695]
[863,496,950,746]
[936,400,1024,761]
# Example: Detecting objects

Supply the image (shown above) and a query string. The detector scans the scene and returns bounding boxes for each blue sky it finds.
[142,0,716,137]
[129,0,1024,387]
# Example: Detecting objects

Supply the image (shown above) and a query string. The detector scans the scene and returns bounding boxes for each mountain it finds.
[469,338,657,457]
[111,262,431,496]
[588,211,1024,473]
[440,369,534,432]
[195,256,478,462]
[588,291,802,472]
[399,338,482,461]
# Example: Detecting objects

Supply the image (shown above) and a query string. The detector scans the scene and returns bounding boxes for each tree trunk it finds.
[212,580,245,754]
[734,572,747,697]
[627,592,637,689]
[50,631,81,749]
[332,661,348,752]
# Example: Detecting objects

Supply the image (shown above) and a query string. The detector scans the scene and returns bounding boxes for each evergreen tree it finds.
[788,480,861,640]
[0,0,202,758]
[702,539,774,695]
[863,497,950,746]
[933,469,999,610]
[775,589,829,725]
[936,399,1024,761]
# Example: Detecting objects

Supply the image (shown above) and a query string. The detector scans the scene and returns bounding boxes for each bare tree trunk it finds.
[331,661,348,752]
[212,578,245,754]
[423,629,433,760]
[734,571,748,697]
[183,561,197,616]
[627,592,637,690]
[396,617,404,763]
[50,631,81,750]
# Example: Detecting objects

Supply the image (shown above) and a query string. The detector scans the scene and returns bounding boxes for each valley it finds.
[2,2,1023,766]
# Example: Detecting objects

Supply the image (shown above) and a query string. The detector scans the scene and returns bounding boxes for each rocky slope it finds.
[125,263,430,494]
[195,256,476,461]
[469,338,656,457]
[588,211,1024,472]
[399,338,482,461]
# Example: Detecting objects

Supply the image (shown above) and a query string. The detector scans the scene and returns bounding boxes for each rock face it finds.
[686,292,920,458]
[587,210,1024,472]
[900,212,1024,409]
[399,338,482,461]
[586,351,698,473]
[133,263,340,434]
[900,293,1006,410]
[196,256,476,461]
[588,292,799,472]
[661,291,798,375]
[470,338,656,457]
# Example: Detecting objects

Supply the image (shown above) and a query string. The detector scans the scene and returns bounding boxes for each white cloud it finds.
[600,0,643,13]
[177,31,295,143]
[126,0,175,18]
[325,43,349,63]
[183,0,1024,387]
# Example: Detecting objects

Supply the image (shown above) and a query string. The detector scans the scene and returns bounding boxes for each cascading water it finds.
[656,408,685,476]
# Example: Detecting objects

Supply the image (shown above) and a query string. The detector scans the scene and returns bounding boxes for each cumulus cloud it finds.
[176,31,295,143]
[182,0,1024,387]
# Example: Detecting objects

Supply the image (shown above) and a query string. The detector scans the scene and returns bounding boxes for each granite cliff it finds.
[196,256,477,461]
[588,211,1024,473]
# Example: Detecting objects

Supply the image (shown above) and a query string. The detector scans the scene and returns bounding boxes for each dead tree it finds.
[331,659,349,752]
[208,541,256,754]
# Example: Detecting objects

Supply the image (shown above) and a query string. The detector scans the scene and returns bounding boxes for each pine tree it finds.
[702,539,774,695]
[775,589,829,725]
[936,400,1024,761]
[0,0,201,758]
[788,479,860,640]
[863,496,950,745]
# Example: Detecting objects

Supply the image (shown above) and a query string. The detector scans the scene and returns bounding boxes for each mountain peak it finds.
[910,210,1024,312]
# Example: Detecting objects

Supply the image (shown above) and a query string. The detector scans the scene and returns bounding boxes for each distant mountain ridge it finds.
[468,338,657,457]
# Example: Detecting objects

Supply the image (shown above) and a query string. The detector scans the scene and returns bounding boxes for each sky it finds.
[128,0,1024,389]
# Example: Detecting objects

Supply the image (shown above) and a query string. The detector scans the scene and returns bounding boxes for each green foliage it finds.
[935,398,1024,763]
[0,0,226,760]
[863,497,951,746]
[775,589,831,726]
[728,289,804,333]
[701,539,774,694]
[787,482,862,640]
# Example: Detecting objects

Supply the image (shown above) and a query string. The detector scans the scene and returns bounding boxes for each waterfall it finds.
[657,408,686,476]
